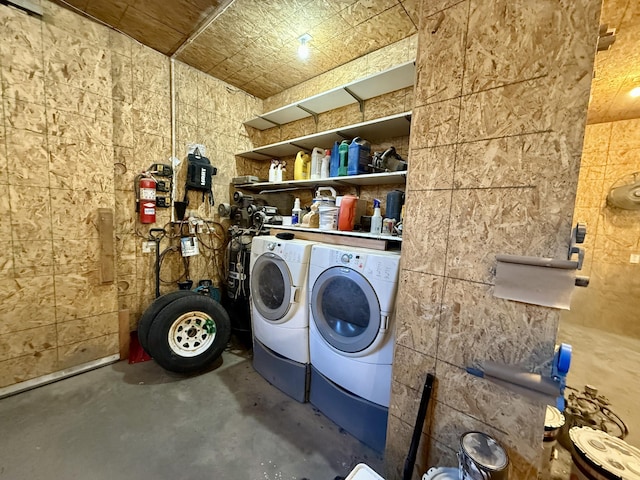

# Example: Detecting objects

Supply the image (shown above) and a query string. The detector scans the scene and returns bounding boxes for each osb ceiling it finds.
[57,0,419,99]
[56,0,639,122]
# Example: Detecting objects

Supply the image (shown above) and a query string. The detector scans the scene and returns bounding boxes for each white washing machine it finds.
[308,243,401,452]
[250,235,316,402]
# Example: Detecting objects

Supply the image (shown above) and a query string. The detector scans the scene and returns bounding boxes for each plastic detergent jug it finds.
[330,141,340,177]
[294,151,310,180]
[338,140,349,176]
[338,195,358,231]
[386,189,405,222]
[312,186,336,208]
[347,137,371,176]
[310,147,324,180]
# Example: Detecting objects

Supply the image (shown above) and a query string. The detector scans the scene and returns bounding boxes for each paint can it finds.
[569,427,640,480]
[458,431,509,480]
[541,405,565,479]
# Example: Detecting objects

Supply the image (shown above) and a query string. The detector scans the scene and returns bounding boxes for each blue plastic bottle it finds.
[330,141,340,177]
[347,137,371,176]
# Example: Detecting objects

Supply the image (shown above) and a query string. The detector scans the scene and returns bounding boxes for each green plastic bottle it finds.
[338,140,349,176]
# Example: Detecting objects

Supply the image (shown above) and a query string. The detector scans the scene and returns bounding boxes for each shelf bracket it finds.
[258,116,281,127]
[344,87,365,113]
[296,105,319,126]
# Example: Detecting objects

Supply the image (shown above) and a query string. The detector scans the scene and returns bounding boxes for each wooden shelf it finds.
[235,171,407,192]
[236,112,412,161]
[244,61,415,131]
[266,225,402,251]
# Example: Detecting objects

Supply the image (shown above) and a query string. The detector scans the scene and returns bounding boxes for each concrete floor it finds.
[0,341,383,480]
[1,323,637,480]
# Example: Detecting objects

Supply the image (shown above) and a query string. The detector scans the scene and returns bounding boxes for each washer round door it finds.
[310,266,380,353]
[251,253,292,322]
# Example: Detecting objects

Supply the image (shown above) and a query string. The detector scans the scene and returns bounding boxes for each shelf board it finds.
[235,171,407,192]
[244,61,415,131]
[266,225,402,250]
[236,112,412,160]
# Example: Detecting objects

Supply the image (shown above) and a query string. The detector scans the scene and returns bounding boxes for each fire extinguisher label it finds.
[140,188,156,200]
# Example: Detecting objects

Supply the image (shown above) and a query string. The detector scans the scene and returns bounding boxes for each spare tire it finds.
[137,290,199,355]
[147,295,231,373]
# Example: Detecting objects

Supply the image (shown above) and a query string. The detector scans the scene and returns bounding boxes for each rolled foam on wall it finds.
[494,254,578,309]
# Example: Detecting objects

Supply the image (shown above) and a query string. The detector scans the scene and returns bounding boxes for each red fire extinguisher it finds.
[139,176,156,224]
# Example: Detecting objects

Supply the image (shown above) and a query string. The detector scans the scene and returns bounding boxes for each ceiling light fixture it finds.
[630,87,640,98]
[298,34,311,60]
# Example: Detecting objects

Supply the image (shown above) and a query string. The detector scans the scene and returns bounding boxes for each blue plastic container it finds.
[347,137,371,176]
[330,141,340,177]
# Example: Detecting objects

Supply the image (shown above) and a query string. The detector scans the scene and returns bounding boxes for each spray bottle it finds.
[370,199,382,234]
[291,197,301,225]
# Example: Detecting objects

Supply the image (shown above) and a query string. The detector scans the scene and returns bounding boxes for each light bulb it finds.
[630,87,640,98]
[298,34,311,60]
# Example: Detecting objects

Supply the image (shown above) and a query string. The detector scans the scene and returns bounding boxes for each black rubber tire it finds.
[137,290,199,355]
[147,295,231,373]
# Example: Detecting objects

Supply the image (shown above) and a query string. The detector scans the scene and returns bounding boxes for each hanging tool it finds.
[467,343,572,410]
[403,373,435,480]
[149,228,166,298]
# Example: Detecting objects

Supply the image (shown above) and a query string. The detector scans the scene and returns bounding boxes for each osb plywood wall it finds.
[112,38,260,328]
[562,118,640,338]
[385,1,601,479]
[0,0,258,389]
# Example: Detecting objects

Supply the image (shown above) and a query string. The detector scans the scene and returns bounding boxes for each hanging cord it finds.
[158,245,189,284]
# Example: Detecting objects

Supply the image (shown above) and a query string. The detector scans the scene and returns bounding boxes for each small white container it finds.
[345,463,384,480]
[318,205,339,230]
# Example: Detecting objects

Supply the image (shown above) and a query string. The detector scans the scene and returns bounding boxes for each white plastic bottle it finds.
[310,147,324,180]
[275,162,283,182]
[320,149,330,179]
[268,160,276,183]
[370,198,382,234]
[291,198,301,225]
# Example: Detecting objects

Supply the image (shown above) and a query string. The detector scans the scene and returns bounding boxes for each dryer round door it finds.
[310,266,380,353]
[251,253,292,322]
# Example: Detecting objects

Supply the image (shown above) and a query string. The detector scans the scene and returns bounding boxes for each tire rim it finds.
[167,311,217,357]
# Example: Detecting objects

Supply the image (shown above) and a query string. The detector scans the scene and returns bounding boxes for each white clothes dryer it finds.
[307,243,401,451]
[250,235,316,402]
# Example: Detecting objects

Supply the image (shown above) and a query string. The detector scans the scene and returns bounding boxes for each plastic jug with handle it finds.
[338,195,358,231]
[294,151,310,180]
[347,137,371,176]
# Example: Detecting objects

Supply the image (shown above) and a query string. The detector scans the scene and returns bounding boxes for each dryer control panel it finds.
[332,249,399,282]
[266,241,305,264]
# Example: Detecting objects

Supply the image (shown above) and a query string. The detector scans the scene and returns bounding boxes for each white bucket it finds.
[319,206,338,230]
[569,427,640,480]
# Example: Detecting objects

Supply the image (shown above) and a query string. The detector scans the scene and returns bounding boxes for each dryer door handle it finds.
[290,286,299,303]
[380,314,389,332]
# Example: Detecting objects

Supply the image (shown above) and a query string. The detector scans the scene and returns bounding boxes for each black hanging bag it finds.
[184,147,217,205]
